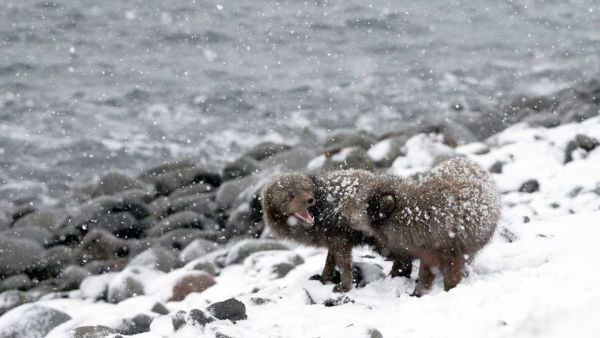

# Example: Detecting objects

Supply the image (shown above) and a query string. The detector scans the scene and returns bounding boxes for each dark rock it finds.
[272,263,296,278]
[148,196,171,219]
[519,179,540,193]
[12,208,68,232]
[191,261,219,276]
[575,134,598,151]
[83,260,109,275]
[169,194,217,216]
[499,228,518,243]
[93,172,143,197]
[320,147,375,171]
[1,226,55,247]
[565,134,599,163]
[181,238,220,263]
[97,212,140,239]
[419,119,478,146]
[223,156,262,181]
[0,304,71,338]
[79,229,129,263]
[172,310,187,331]
[83,257,128,275]
[521,112,562,128]
[170,273,216,301]
[207,298,247,321]
[152,166,221,196]
[215,175,260,211]
[107,275,145,303]
[139,160,196,182]
[324,131,377,151]
[118,314,153,335]
[70,325,116,338]
[0,235,44,278]
[63,196,148,239]
[151,302,170,315]
[115,188,155,204]
[368,328,384,338]
[158,229,218,250]
[128,246,180,272]
[11,205,37,222]
[224,239,290,265]
[169,183,214,199]
[323,295,355,307]
[259,147,316,171]
[225,204,263,238]
[250,297,271,305]
[189,309,215,326]
[489,161,504,174]
[505,95,559,122]
[368,136,409,168]
[149,211,209,237]
[0,274,34,292]
[59,265,91,290]
[32,245,76,279]
[245,142,291,161]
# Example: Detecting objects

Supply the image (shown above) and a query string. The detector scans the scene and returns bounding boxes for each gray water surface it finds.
[0,0,599,201]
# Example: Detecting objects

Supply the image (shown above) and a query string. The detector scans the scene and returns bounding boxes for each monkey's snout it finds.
[306,197,315,206]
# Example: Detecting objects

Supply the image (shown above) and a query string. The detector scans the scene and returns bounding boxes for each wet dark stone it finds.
[169,194,217,216]
[70,325,116,338]
[93,172,143,197]
[222,156,262,181]
[172,310,187,331]
[148,211,209,237]
[519,179,540,193]
[244,142,291,161]
[189,309,215,326]
[324,131,378,150]
[151,302,170,315]
[118,314,153,335]
[489,161,504,174]
[323,296,355,307]
[368,328,384,338]
[207,298,247,321]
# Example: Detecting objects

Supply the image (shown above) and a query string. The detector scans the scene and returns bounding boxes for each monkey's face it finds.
[269,175,316,226]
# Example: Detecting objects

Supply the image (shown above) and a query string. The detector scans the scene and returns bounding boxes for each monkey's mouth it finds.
[293,209,314,225]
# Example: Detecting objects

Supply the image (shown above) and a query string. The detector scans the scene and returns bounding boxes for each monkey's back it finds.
[385,157,501,255]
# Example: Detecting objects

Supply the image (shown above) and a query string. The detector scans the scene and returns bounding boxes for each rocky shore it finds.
[0,82,599,338]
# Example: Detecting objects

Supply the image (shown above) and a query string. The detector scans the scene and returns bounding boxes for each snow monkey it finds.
[346,158,501,296]
[261,170,413,292]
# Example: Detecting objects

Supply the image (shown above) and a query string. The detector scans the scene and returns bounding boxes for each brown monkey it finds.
[347,157,501,296]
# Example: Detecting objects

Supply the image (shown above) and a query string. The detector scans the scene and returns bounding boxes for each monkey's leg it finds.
[441,255,466,291]
[390,255,413,278]
[309,249,335,284]
[411,261,434,297]
[332,244,353,293]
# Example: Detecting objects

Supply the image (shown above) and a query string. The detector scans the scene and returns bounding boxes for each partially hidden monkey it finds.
[346,157,501,296]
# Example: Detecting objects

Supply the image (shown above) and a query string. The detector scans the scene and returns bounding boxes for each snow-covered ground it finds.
[4,117,600,338]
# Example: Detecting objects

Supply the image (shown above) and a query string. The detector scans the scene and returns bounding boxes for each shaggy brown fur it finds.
[261,170,412,292]
[346,157,501,296]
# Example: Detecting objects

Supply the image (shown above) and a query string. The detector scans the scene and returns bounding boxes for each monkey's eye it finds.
[284,195,293,202]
